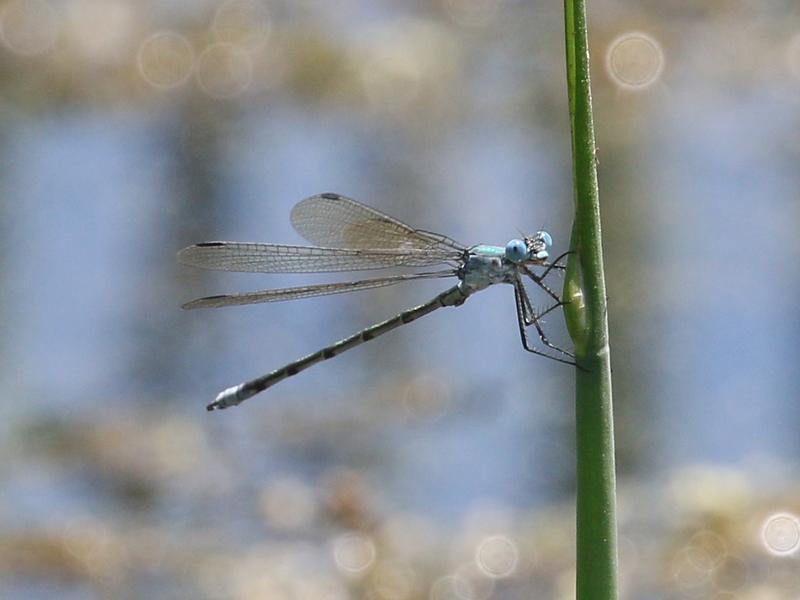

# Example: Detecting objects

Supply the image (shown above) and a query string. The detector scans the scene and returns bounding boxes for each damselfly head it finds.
[524,230,552,263]
[505,231,553,264]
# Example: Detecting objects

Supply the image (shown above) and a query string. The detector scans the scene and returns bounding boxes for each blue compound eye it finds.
[538,231,553,248]
[505,239,530,263]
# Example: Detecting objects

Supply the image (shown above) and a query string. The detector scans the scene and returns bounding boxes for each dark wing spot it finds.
[196,294,227,301]
[181,294,230,309]
[320,192,341,200]
[196,242,226,247]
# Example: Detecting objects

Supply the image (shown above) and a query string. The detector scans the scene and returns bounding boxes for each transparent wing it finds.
[178,242,460,273]
[290,193,466,253]
[182,271,455,309]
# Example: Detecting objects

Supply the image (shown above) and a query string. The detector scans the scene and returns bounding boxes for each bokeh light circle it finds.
[474,535,519,578]
[137,31,195,89]
[0,0,58,56]
[761,512,800,556]
[195,42,253,99]
[685,530,728,571]
[605,32,664,90]
[670,547,712,590]
[332,532,376,575]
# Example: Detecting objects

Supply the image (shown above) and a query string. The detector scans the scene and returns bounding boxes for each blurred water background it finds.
[1,0,799,598]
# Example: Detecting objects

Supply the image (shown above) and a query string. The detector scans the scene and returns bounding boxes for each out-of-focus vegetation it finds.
[4,413,800,597]
[1,0,799,598]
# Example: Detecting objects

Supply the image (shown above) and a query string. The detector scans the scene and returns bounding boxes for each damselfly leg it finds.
[513,276,575,364]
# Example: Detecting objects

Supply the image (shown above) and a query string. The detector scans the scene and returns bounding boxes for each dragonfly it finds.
[179,193,573,411]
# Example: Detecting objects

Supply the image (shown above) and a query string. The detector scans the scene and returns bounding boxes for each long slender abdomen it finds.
[207,285,469,410]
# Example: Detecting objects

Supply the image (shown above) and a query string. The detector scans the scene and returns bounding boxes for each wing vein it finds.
[182,271,456,309]
[178,242,461,273]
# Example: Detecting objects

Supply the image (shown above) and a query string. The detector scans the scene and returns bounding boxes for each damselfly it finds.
[179,193,572,411]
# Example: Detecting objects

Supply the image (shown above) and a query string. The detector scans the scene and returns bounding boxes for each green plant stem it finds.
[562,1,618,599]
